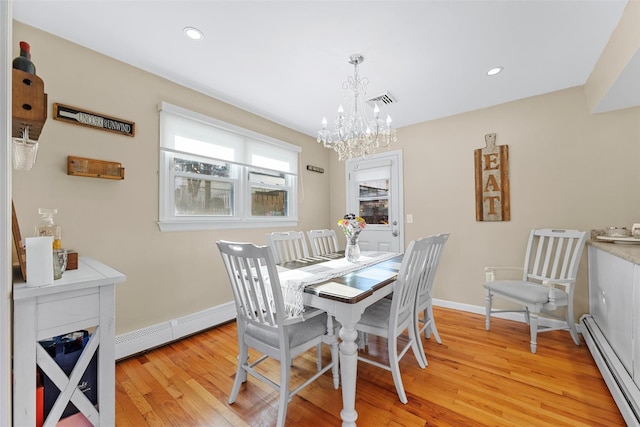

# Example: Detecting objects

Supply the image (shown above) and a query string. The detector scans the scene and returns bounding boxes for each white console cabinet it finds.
[13,257,125,426]
[582,242,640,426]
[588,246,634,372]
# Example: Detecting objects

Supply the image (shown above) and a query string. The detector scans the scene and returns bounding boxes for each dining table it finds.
[278,251,403,427]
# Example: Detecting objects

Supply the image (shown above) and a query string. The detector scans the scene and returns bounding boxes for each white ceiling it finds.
[12,0,634,138]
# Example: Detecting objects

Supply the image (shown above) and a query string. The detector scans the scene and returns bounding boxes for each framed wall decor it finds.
[53,103,135,137]
[474,133,510,221]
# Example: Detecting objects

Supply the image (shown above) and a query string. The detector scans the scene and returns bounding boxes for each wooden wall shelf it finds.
[68,156,125,180]
[12,69,47,141]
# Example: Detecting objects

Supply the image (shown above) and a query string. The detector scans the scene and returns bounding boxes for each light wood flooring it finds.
[115,307,625,426]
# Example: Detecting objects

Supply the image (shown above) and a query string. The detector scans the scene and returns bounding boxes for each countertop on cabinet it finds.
[588,239,640,265]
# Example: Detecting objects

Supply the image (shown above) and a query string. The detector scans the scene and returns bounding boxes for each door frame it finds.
[345,149,404,252]
[1,1,13,424]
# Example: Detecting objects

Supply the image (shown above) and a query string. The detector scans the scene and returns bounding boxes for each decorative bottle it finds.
[13,41,36,74]
[37,208,61,250]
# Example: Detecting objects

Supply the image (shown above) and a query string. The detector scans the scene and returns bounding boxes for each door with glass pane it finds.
[346,150,403,252]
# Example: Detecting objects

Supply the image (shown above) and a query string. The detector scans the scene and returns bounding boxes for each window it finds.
[358,179,390,225]
[158,102,300,231]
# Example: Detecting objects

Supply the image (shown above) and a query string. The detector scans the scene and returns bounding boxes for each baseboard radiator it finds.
[114,301,236,360]
[581,314,640,426]
[113,298,570,361]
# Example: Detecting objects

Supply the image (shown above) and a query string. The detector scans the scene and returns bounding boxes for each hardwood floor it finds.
[115,307,625,426]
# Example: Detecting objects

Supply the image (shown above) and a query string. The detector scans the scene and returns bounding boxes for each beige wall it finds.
[331,87,640,318]
[585,0,640,112]
[11,22,331,334]
[12,19,640,336]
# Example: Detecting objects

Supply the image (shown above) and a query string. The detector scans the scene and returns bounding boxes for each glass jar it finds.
[345,236,361,262]
[36,208,61,250]
[53,249,68,280]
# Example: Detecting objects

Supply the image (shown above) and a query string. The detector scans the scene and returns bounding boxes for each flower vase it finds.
[345,236,361,262]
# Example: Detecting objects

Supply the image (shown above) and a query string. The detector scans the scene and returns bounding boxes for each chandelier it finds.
[317,54,396,161]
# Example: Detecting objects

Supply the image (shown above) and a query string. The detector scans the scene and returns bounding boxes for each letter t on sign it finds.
[474,133,510,221]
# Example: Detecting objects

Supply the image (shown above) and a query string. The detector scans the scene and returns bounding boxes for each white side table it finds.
[13,257,126,426]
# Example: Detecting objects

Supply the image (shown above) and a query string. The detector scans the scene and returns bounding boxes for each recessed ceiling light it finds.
[487,66,503,76]
[184,27,204,40]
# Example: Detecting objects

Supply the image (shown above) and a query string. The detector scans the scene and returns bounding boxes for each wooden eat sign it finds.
[474,133,510,221]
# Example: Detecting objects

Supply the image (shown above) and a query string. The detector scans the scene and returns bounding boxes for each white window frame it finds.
[158,102,301,232]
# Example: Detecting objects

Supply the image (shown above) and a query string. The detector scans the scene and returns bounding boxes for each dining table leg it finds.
[300,265,397,427]
[336,315,361,427]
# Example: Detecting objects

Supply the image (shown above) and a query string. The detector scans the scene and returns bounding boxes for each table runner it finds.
[278,251,400,318]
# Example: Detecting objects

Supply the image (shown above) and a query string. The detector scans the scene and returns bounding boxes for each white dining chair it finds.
[266,231,309,264]
[484,228,588,353]
[354,237,433,403]
[307,229,340,256]
[412,233,449,367]
[217,240,339,427]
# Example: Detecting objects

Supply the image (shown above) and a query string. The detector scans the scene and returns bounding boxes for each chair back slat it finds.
[523,229,587,287]
[233,256,264,323]
[217,240,284,328]
[391,237,432,327]
[307,229,340,256]
[416,234,449,307]
[541,236,554,278]
[559,237,573,279]
[267,231,309,264]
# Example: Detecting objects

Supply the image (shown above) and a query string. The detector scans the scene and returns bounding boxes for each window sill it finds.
[157,219,299,232]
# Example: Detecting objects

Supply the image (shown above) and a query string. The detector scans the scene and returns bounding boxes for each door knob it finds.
[392,229,399,237]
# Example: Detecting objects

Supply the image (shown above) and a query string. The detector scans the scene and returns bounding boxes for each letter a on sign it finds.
[474,133,510,221]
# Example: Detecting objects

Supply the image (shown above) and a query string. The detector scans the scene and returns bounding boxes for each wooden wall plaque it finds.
[68,156,125,180]
[53,103,135,137]
[12,69,47,141]
[474,133,510,221]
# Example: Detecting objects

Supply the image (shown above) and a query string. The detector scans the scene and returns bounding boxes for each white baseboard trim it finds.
[432,298,581,332]
[115,299,576,360]
[115,301,236,360]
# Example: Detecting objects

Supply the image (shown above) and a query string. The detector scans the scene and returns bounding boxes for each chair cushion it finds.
[356,298,410,329]
[484,280,568,305]
[246,312,328,348]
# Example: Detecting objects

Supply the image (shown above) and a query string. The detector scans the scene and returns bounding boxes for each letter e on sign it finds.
[474,133,510,221]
